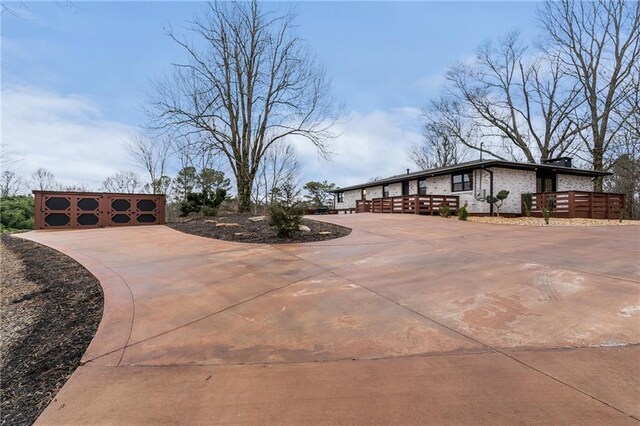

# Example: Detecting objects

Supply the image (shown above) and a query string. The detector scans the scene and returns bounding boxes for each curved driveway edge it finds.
[18,215,640,424]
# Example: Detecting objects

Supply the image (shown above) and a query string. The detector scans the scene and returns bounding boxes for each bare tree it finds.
[59,183,90,192]
[126,134,172,194]
[252,142,300,213]
[605,71,640,218]
[102,171,144,193]
[409,101,470,170]
[0,170,24,197]
[539,0,640,190]
[446,32,584,163]
[31,168,57,191]
[149,1,340,212]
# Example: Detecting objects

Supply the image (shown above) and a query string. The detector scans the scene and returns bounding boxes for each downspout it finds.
[479,166,494,216]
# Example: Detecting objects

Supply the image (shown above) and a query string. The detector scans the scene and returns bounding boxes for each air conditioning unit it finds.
[476,189,486,201]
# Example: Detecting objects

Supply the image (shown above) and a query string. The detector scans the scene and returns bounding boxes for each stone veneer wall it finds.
[557,174,593,192]
[334,188,362,209]
[388,182,403,197]
[367,186,383,199]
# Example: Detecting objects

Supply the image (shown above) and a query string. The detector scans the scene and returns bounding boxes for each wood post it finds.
[568,192,575,218]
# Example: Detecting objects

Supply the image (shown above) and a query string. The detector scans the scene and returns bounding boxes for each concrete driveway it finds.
[20,214,639,424]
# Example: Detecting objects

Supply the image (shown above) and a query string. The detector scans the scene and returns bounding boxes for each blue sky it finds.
[2,1,540,189]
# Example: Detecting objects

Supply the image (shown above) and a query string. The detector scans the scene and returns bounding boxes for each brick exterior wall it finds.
[334,167,593,214]
[557,174,592,192]
[492,168,537,214]
[425,170,492,214]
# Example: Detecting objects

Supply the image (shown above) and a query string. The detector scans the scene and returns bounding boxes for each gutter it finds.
[480,166,494,216]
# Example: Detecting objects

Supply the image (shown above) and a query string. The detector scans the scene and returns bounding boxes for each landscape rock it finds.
[204,220,217,224]
[216,223,239,227]
[247,216,266,222]
[318,231,332,235]
[299,225,311,232]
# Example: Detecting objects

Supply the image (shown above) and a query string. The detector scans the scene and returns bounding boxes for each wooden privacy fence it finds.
[523,191,625,219]
[356,194,459,215]
[34,191,166,230]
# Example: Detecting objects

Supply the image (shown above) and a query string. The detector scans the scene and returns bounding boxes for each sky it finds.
[1,1,541,191]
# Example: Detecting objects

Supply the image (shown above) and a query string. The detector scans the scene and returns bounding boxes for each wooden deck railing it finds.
[524,191,625,219]
[356,194,459,215]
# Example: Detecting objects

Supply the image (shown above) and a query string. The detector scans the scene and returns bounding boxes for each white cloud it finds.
[2,84,140,189]
[291,108,423,188]
[1,83,426,193]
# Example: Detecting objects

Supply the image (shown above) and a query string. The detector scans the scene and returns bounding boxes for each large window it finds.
[418,179,427,195]
[452,172,473,192]
[382,184,390,198]
[337,192,344,203]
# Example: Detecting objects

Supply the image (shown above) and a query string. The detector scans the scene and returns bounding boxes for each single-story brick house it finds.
[331,158,615,216]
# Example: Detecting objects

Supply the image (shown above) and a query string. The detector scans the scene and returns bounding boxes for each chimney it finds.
[406,168,410,174]
[541,157,573,168]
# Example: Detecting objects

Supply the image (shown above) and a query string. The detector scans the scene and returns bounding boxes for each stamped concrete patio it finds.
[20,214,639,424]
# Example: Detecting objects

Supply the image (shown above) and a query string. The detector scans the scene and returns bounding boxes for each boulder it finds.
[216,223,240,227]
[299,225,311,232]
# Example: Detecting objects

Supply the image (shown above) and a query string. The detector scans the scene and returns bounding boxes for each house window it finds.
[337,192,344,203]
[536,172,556,193]
[382,184,390,198]
[418,179,427,195]
[452,172,473,192]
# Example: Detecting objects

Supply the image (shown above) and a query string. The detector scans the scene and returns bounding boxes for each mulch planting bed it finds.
[168,214,352,244]
[0,234,103,426]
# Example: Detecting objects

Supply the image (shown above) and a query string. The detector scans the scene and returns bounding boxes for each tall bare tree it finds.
[446,32,584,163]
[126,134,172,194]
[149,1,340,212]
[31,167,57,191]
[539,0,640,190]
[102,171,144,193]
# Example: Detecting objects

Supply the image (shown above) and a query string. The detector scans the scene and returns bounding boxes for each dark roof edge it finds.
[31,190,166,197]
[330,160,611,193]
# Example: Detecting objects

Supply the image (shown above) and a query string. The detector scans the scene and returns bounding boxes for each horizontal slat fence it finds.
[359,194,459,215]
[524,191,625,219]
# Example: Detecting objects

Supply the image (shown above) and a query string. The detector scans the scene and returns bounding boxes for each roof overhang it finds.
[331,160,611,193]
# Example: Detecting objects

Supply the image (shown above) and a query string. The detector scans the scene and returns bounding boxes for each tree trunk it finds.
[235,164,258,213]
[236,177,252,213]
[593,145,604,192]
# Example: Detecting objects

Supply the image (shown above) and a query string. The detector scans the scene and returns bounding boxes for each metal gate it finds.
[33,191,166,230]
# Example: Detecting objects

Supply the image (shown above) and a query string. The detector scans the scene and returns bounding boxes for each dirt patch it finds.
[168,214,351,244]
[0,234,103,426]
[468,216,640,226]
